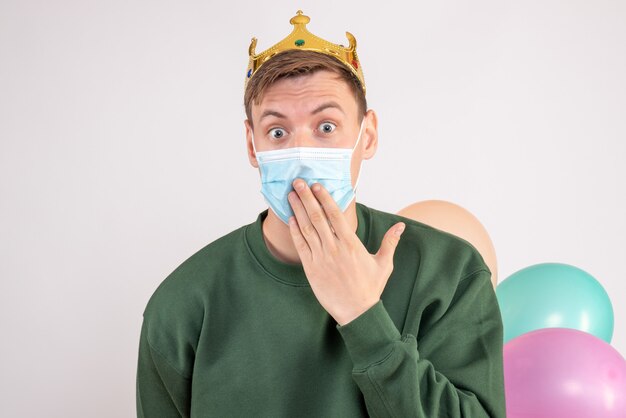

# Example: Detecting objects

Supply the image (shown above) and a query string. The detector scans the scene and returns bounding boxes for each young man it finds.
[136,11,506,418]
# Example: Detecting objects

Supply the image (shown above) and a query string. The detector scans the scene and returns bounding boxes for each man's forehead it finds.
[252,72,355,117]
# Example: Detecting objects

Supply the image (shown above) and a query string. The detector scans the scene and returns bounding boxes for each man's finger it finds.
[292,179,337,250]
[288,216,312,261]
[288,190,322,252]
[310,182,353,241]
[375,222,405,264]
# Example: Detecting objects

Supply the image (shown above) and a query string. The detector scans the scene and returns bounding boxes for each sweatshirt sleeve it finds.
[136,317,192,418]
[335,269,506,418]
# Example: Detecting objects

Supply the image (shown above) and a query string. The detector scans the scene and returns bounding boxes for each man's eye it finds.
[319,122,336,134]
[269,128,286,139]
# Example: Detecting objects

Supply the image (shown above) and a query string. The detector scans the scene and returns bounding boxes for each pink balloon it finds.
[504,327,626,418]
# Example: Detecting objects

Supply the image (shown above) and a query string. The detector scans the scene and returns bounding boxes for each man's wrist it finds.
[335,299,381,326]
[335,299,403,369]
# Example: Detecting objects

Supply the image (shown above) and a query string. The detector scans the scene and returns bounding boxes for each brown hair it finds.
[244,49,367,128]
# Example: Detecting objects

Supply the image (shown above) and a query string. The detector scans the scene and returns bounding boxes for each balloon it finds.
[496,262,614,343]
[504,328,626,418]
[397,200,498,287]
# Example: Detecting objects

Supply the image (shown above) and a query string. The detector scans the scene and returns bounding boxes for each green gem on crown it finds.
[294,39,305,46]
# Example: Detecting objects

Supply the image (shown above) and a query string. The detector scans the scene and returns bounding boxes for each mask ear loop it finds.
[351,118,367,194]
[250,129,260,162]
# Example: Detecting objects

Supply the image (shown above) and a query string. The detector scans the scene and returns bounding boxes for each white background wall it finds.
[1,0,624,416]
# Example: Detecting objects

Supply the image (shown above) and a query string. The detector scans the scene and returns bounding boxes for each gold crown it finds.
[245,10,366,94]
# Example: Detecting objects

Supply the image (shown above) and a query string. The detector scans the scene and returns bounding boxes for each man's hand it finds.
[287,178,406,326]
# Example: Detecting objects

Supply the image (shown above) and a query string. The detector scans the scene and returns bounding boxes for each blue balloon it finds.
[496,263,614,344]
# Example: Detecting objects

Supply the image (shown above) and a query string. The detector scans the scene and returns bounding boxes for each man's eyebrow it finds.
[312,101,345,115]
[259,110,287,121]
[259,101,345,122]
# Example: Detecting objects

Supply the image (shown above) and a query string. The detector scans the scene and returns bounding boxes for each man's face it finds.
[244,70,377,189]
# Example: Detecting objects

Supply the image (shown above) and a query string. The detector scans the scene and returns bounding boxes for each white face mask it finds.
[251,119,366,224]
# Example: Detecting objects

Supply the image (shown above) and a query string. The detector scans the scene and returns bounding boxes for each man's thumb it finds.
[376,222,405,262]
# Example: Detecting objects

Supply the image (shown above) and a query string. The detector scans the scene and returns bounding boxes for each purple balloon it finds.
[504,327,626,418]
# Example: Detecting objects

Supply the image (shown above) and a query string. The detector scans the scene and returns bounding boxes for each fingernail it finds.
[394,224,405,236]
[294,180,305,191]
[312,183,320,192]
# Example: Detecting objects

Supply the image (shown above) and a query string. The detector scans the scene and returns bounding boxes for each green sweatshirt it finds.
[136,202,506,417]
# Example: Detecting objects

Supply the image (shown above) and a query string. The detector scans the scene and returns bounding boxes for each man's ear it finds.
[361,109,378,160]
[244,119,259,168]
